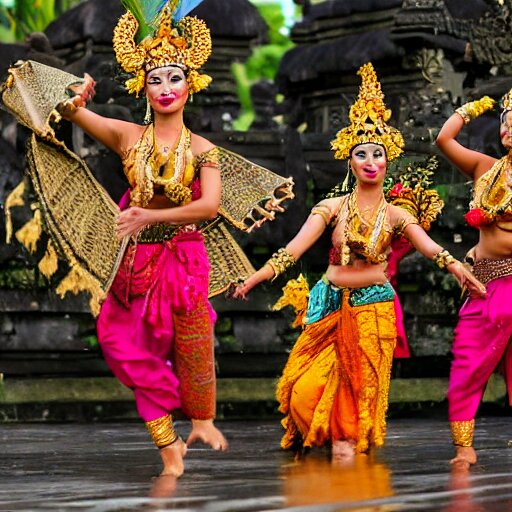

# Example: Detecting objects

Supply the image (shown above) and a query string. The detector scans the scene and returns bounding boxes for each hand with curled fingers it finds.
[232,266,274,300]
[448,261,487,298]
[58,73,96,118]
[116,206,157,239]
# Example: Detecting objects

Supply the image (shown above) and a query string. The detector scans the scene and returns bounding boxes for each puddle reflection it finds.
[442,467,478,512]
[282,454,397,510]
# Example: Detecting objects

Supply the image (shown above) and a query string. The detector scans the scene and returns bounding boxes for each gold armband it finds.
[266,248,296,282]
[455,96,496,124]
[433,249,457,269]
[310,204,332,225]
[145,414,178,448]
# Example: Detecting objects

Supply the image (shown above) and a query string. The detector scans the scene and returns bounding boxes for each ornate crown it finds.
[501,87,512,111]
[113,1,212,96]
[331,62,404,161]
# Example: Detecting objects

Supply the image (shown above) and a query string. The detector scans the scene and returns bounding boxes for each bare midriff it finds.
[475,223,512,259]
[325,261,387,289]
[144,193,175,209]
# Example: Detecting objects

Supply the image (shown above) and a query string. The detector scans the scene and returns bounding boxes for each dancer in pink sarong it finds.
[437,90,512,469]
[46,1,293,477]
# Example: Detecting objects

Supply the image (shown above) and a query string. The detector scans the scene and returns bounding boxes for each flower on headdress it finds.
[388,183,412,198]
[464,208,492,228]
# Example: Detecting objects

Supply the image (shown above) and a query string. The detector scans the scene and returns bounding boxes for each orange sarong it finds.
[276,291,396,453]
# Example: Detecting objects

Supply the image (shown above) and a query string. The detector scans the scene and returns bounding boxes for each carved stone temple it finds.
[0,0,510,419]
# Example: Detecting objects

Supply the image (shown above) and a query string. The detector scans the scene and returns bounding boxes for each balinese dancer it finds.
[2,1,293,477]
[234,63,486,460]
[436,91,512,469]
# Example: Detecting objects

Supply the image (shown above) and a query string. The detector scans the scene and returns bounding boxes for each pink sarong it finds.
[97,230,217,422]
[448,274,512,421]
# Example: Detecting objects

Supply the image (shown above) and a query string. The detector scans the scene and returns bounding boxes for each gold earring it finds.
[341,160,352,192]
[144,98,152,125]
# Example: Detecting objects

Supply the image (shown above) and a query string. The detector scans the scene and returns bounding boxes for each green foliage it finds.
[82,334,99,349]
[0,0,82,42]
[232,2,293,131]
[383,156,439,194]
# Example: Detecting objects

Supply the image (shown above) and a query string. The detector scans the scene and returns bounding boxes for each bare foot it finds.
[186,419,228,451]
[331,440,355,463]
[159,438,187,477]
[450,446,477,471]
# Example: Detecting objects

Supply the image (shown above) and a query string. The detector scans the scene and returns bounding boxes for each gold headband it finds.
[113,2,212,96]
[330,62,404,161]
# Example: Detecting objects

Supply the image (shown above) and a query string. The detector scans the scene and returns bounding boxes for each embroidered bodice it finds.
[469,153,512,230]
[121,123,219,208]
[327,192,417,265]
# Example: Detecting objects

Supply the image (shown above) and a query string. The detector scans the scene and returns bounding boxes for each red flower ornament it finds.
[464,208,492,228]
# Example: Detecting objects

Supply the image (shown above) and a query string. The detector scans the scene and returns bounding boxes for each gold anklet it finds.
[145,414,178,448]
[451,420,474,447]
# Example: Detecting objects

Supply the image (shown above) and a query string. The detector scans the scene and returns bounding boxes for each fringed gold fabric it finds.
[273,274,310,328]
[215,147,295,233]
[4,180,26,243]
[55,265,105,317]
[145,414,178,448]
[38,239,58,278]
[203,221,256,297]
[276,292,397,453]
[451,420,475,447]
[2,61,128,316]
[15,208,41,253]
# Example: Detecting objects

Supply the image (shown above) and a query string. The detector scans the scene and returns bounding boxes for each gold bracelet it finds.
[455,96,496,124]
[265,248,296,282]
[432,249,457,269]
[145,414,178,448]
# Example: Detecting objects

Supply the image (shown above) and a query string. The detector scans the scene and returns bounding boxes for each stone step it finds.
[0,374,507,422]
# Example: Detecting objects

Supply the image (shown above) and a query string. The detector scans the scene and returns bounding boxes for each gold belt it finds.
[472,257,512,285]
[137,223,196,244]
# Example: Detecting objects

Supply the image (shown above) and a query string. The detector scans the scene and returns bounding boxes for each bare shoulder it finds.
[124,122,146,144]
[190,132,216,156]
[315,196,343,210]
[474,154,499,181]
[119,122,146,154]
[388,203,416,225]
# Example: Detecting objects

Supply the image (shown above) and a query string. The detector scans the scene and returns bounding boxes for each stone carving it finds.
[471,0,512,66]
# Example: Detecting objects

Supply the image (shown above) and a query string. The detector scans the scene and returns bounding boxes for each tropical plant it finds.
[0,0,82,43]
[232,1,294,130]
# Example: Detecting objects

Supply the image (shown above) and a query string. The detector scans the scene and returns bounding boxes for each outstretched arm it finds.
[116,165,222,237]
[404,223,486,297]
[233,213,328,299]
[59,73,138,156]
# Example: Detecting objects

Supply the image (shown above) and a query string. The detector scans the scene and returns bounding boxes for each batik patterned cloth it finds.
[97,229,216,422]
[276,280,397,453]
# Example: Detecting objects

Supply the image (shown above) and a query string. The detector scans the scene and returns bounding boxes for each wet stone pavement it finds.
[2,417,512,511]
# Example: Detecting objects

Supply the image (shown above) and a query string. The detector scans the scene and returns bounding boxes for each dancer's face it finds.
[145,66,189,115]
[500,110,512,150]
[350,143,387,186]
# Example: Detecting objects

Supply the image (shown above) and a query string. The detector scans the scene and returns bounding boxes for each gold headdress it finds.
[113,0,212,96]
[501,87,512,111]
[331,62,404,161]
